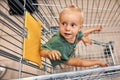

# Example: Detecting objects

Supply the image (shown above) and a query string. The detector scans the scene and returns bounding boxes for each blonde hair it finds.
[59,5,84,24]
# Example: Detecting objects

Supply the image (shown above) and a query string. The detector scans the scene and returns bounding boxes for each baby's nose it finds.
[66,25,71,31]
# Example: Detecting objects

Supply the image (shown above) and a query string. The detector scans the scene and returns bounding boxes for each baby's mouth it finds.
[64,33,71,36]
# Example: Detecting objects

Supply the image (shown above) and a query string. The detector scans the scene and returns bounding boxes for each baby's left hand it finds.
[95,26,102,31]
[98,61,108,67]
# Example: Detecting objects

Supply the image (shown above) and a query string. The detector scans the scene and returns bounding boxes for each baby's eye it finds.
[71,23,76,27]
[62,22,67,26]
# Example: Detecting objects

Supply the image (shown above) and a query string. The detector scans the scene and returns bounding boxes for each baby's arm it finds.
[64,57,108,67]
[81,37,92,46]
[40,49,61,60]
[79,26,102,46]
[84,26,102,37]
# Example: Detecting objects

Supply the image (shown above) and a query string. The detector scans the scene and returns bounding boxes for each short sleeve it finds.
[77,31,84,39]
[41,33,71,67]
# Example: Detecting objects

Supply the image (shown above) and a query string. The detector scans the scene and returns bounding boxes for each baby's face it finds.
[59,12,82,42]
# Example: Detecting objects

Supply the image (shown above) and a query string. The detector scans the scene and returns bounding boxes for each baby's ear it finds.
[80,25,83,28]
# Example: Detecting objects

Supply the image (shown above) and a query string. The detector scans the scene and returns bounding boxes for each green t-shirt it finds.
[42,31,84,67]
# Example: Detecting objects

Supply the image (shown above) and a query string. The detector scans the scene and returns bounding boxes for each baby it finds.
[40,5,108,68]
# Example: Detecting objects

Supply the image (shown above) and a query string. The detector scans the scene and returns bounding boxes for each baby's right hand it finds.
[48,50,61,60]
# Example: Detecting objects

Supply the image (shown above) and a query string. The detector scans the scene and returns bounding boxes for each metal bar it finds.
[92,39,106,46]
[58,0,63,8]
[1,37,22,50]
[114,16,120,28]
[32,3,65,7]
[0,45,21,55]
[45,0,59,25]
[94,0,100,25]
[35,11,50,32]
[1,29,23,44]
[18,65,120,80]
[76,0,78,7]
[98,0,106,24]
[0,65,38,76]
[101,0,111,24]
[0,10,23,34]
[53,0,60,14]
[39,0,54,27]
[0,50,52,73]
[33,3,119,12]
[0,19,22,37]
[25,0,35,13]
[90,0,94,27]
[30,1,50,31]
[108,44,116,65]
[30,1,48,24]
[18,0,26,79]
[40,15,120,22]
[110,3,120,27]
[64,0,68,7]
[104,0,117,25]
[73,70,120,80]
[1,43,52,68]
[2,0,51,40]
[27,0,49,26]
[43,0,55,24]
[70,0,73,4]
[82,0,83,11]
[3,0,24,16]
[86,71,93,80]
[34,9,48,24]
[18,57,23,79]
[86,0,89,26]
[83,23,119,27]
[48,0,59,26]
[0,1,24,24]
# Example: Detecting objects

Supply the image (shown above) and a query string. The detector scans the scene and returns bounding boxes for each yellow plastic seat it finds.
[23,11,42,68]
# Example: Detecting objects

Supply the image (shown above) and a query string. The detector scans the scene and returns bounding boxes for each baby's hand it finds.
[99,61,108,67]
[95,26,102,31]
[48,50,61,60]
